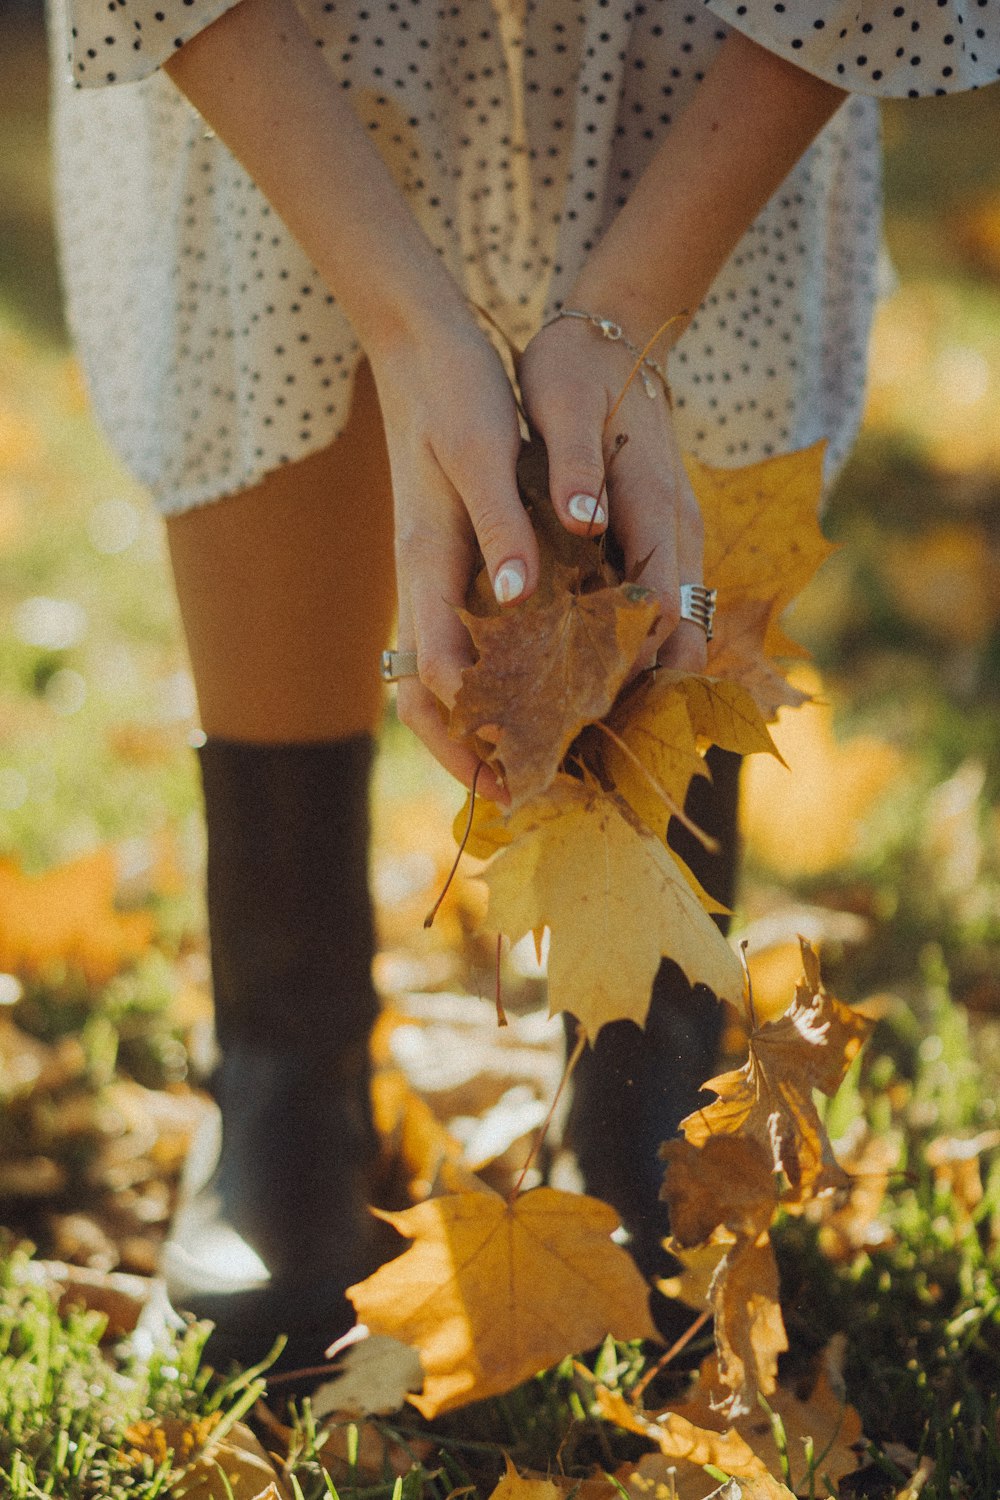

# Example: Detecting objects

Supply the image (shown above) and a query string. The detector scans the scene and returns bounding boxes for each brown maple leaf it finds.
[672,1353,866,1498]
[451,562,660,808]
[705,597,811,720]
[661,1135,787,1416]
[348,1186,656,1416]
[594,1387,792,1495]
[680,940,873,1203]
[482,778,742,1035]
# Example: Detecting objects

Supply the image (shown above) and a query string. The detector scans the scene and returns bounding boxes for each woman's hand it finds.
[370,319,536,799]
[518,313,709,675]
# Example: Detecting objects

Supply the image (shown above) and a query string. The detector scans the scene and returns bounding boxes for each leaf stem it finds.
[592,720,718,854]
[510,1029,587,1201]
[494,932,508,1028]
[424,762,484,929]
[629,1306,712,1404]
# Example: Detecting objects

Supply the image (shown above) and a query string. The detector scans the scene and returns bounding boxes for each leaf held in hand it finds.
[452,562,660,807]
[482,779,742,1034]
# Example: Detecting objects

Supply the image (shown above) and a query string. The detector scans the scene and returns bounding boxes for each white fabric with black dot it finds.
[49,0,1000,515]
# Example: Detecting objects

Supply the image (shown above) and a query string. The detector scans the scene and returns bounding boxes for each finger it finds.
[395,678,506,800]
[656,461,708,674]
[395,508,477,708]
[439,419,539,608]
[528,377,609,537]
[606,438,682,652]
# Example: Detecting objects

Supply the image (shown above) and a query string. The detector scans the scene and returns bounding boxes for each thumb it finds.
[531,381,609,537]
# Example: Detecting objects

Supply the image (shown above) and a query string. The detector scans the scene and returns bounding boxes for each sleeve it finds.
[701,0,1000,97]
[63,0,245,88]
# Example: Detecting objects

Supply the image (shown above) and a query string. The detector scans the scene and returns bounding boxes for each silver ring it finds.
[380,648,419,683]
[679,584,717,641]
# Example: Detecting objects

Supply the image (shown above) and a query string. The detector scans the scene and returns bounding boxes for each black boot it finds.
[162,737,383,1372]
[565,746,741,1283]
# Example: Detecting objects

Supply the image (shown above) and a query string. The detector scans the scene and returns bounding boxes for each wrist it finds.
[561,278,691,362]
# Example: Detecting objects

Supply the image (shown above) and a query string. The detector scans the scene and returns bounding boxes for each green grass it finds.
[0,1246,268,1499]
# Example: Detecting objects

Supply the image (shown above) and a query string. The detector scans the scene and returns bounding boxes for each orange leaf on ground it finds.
[482,779,742,1034]
[348,1186,656,1416]
[451,562,660,807]
[680,941,872,1203]
[625,1454,794,1500]
[487,1456,562,1500]
[594,1387,790,1494]
[0,849,153,985]
[673,1354,866,1498]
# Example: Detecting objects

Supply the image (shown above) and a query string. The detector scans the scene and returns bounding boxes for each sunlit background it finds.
[3,3,1000,1464]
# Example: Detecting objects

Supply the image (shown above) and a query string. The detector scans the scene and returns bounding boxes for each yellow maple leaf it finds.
[690,443,834,645]
[0,850,154,985]
[347,1186,656,1417]
[669,673,786,762]
[598,675,708,841]
[482,779,742,1034]
[680,941,872,1204]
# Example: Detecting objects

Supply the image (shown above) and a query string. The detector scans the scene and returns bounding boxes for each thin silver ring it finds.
[678,584,717,641]
[380,648,419,683]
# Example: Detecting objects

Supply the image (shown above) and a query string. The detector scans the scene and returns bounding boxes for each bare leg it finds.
[161,361,399,1371]
[165,358,395,743]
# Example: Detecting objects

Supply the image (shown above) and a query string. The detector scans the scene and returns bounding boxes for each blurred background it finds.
[3,0,1000,1466]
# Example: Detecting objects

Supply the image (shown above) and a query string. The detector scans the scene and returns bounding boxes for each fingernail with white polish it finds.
[494,560,527,604]
[567,493,607,527]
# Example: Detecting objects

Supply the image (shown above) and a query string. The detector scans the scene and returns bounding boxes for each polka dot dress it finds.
[48,0,1000,515]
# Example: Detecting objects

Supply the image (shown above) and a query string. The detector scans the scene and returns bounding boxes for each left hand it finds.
[517,313,708,675]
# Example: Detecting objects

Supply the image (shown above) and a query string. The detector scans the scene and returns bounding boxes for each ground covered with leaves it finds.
[4,15,1000,1499]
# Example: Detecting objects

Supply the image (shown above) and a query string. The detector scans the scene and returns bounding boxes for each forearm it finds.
[570,28,848,348]
[163,0,471,353]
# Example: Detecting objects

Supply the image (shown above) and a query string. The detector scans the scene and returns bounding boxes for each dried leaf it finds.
[452,563,660,807]
[312,1331,424,1418]
[691,443,834,641]
[624,1453,794,1500]
[482,779,742,1034]
[0,850,153,985]
[705,598,810,720]
[673,1355,866,1498]
[595,1387,784,1491]
[680,941,872,1202]
[669,674,785,762]
[598,675,707,840]
[660,1137,787,1414]
[487,1456,563,1500]
[139,1418,289,1500]
[348,1186,656,1416]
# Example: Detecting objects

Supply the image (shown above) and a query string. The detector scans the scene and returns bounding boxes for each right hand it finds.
[368,318,535,798]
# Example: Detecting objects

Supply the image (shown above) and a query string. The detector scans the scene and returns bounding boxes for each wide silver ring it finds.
[380,649,419,683]
[679,584,717,641]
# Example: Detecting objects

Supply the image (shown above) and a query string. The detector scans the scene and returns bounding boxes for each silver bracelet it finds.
[542,308,672,404]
